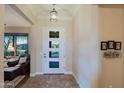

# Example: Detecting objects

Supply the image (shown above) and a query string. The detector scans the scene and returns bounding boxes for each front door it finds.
[42,27,65,74]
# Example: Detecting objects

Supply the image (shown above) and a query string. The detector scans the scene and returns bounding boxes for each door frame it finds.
[42,27,66,74]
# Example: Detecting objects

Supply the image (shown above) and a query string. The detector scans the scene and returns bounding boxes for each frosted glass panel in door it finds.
[49,31,59,38]
[49,41,59,48]
[49,51,59,58]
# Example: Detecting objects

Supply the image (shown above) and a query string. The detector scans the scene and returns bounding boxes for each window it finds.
[4,35,14,58]
[16,36,28,56]
[49,41,59,48]
[4,33,28,58]
[49,31,59,38]
[49,61,59,68]
[49,51,59,58]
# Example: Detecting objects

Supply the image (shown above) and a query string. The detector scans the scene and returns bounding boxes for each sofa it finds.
[4,54,30,81]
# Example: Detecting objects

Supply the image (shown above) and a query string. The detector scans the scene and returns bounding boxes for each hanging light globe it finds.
[50,5,58,22]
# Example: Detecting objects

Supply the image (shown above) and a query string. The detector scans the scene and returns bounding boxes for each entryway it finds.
[42,27,65,74]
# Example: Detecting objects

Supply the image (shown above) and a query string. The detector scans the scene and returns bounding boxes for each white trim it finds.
[72,73,84,88]
[64,71,73,74]
[32,71,72,75]
[30,72,44,77]
[30,73,35,77]
[35,72,44,75]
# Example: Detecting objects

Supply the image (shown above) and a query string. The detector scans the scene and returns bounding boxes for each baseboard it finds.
[35,72,43,75]
[30,72,44,77]
[72,73,84,88]
[64,71,73,74]
[30,73,35,77]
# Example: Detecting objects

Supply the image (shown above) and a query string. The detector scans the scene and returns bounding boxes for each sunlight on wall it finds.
[72,5,100,88]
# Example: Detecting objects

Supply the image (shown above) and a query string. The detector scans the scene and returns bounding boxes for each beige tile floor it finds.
[20,74,79,88]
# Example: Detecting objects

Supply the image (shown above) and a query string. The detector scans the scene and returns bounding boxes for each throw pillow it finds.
[7,60,19,67]
[19,57,27,64]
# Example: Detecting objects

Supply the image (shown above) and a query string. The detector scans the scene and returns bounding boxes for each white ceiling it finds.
[27,4,80,20]
[5,5,31,27]
[4,4,80,26]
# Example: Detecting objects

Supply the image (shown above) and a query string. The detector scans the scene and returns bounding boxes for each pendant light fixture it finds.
[50,4,58,22]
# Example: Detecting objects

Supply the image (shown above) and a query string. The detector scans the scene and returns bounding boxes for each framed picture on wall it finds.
[101,42,108,50]
[108,41,115,49]
[115,42,121,50]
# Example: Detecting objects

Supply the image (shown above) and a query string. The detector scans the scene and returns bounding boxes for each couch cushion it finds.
[7,60,19,67]
[4,66,19,72]
[4,66,21,81]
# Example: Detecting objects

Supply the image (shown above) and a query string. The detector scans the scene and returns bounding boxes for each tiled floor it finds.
[20,74,79,88]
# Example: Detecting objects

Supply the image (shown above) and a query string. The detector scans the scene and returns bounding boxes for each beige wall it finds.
[72,5,100,88]
[5,26,30,33]
[0,5,5,87]
[30,19,73,75]
[99,7,124,88]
